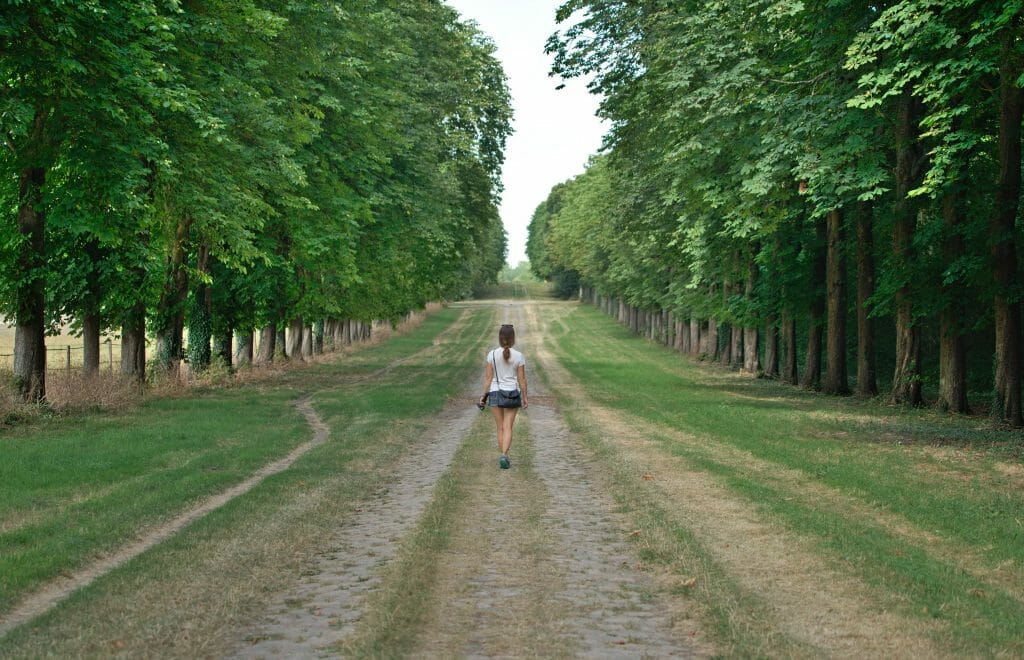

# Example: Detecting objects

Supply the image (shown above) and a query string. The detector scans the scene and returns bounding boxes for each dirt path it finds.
[406,302,698,657]
[231,300,700,657]
[0,397,330,641]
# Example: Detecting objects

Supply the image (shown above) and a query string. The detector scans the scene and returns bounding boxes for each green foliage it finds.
[529,0,1022,406]
[498,261,540,284]
[0,0,512,376]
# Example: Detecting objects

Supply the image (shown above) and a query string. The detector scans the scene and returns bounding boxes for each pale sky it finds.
[445,0,607,266]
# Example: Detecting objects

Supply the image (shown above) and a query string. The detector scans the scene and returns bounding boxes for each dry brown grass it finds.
[46,373,144,411]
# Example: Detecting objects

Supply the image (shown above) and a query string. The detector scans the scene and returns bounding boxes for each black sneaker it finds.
[499,454,510,469]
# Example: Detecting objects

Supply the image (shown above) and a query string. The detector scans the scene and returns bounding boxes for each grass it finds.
[0,304,496,656]
[0,387,307,616]
[5,296,1021,655]
[541,303,1024,655]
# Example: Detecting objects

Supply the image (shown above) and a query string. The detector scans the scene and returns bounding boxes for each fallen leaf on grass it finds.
[680,577,697,588]
[641,473,655,481]
[628,530,642,537]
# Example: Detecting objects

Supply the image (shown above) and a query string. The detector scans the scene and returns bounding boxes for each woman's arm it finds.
[517,364,528,409]
[480,361,494,404]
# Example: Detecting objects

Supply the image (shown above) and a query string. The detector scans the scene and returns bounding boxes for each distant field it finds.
[475,281,554,300]
[0,324,123,372]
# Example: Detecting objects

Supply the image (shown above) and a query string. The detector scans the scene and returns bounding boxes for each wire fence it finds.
[0,340,124,377]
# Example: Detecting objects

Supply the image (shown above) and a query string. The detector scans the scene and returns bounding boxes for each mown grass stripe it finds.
[525,306,811,656]
[528,345,815,658]
[332,307,499,657]
[550,306,1022,567]
[662,438,1024,654]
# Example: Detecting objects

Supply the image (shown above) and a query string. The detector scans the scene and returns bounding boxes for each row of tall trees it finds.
[1,0,511,402]
[530,0,1024,426]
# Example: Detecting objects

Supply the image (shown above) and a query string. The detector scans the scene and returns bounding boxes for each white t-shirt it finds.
[487,347,525,392]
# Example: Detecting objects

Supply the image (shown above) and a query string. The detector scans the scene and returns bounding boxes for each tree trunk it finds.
[936,188,970,413]
[720,324,732,366]
[302,326,313,358]
[287,316,304,360]
[742,326,758,373]
[992,25,1024,425]
[13,165,47,402]
[187,243,212,371]
[256,324,276,365]
[81,239,104,378]
[314,319,325,355]
[855,202,878,397]
[782,311,798,385]
[690,318,700,356]
[323,319,335,352]
[823,209,850,395]
[743,255,759,373]
[275,325,287,359]
[235,330,254,367]
[730,323,743,369]
[155,214,192,375]
[891,86,925,406]
[801,218,827,390]
[82,314,101,378]
[214,326,233,369]
[707,318,719,360]
[120,301,146,382]
[764,316,779,377]
[334,319,345,346]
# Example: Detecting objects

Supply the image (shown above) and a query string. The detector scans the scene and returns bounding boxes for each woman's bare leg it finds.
[490,406,504,452]
[500,408,518,455]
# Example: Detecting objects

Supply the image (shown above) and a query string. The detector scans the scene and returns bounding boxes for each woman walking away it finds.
[479,324,528,469]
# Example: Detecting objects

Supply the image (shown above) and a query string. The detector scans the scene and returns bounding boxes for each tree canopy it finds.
[1,0,512,399]
[532,0,1024,426]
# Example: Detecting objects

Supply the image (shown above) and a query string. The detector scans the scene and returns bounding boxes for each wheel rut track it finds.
[407,301,697,657]
[518,302,697,657]
[0,396,330,641]
[231,399,482,658]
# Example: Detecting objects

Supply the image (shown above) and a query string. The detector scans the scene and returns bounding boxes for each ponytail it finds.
[498,324,515,362]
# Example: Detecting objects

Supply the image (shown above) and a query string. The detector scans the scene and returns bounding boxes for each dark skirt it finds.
[487,389,522,408]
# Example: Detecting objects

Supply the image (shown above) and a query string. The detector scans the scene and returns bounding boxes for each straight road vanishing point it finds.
[1,297,1021,657]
